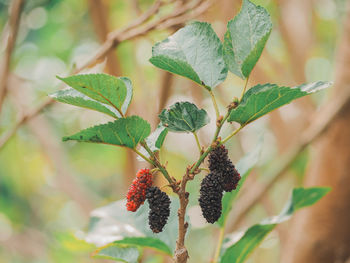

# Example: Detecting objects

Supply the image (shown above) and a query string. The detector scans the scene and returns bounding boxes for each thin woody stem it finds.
[193,131,202,153]
[239,77,249,102]
[140,140,175,186]
[221,125,244,144]
[133,148,155,166]
[209,89,220,119]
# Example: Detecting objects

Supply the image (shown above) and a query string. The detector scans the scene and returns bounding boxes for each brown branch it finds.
[174,168,193,263]
[0,0,25,114]
[0,0,212,150]
[225,85,350,232]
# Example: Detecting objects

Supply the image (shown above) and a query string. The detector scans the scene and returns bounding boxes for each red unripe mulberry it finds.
[126,169,153,212]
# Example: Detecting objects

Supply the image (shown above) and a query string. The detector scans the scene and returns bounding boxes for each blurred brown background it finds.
[0,0,349,262]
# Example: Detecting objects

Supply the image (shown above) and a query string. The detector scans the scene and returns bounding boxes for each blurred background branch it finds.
[0,0,211,150]
[0,0,25,114]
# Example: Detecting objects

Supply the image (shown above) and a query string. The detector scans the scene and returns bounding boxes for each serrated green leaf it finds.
[150,21,227,88]
[223,0,272,79]
[114,237,172,255]
[217,136,263,227]
[50,88,121,118]
[228,81,332,125]
[63,116,151,149]
[57,74,132,116]
[159,102,210,133]
[93,244,140,262]
[220,187,331,263]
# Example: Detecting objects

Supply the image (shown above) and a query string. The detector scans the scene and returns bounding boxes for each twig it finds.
[209,89,220,119]
[0,0,25,114]
[221,125,243,144]
[174,168,191,263]
[239,76,249,102]
[0,0,212,150]
[226,85,350,232]
[193,131,202,153]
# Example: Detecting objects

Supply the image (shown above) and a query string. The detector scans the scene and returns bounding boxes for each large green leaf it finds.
[63,116,151,149]
[150,21,227,89]
[159,102,210,133]
[217,136,263,227]
[223,0,272,79]
[228,81,332,125]
[50,88,121,118]
[57,74,132,116]
[93,244,140,262]
[220,187,331,263]
[114,237,172,255]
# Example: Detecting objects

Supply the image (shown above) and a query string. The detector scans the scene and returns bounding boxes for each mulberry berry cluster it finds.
[146,186,171,233]
[208,145,241,192]
[199,145,241,223]
[198,172,223,223]
[126,168,153,212]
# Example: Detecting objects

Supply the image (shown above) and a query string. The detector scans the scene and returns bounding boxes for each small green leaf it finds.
[217,136,263,226]
[150,21,227,88]
[223,0,272,79]
[114,237,172,255]
[137,125,168,161]
[57,74,132,116]
[50,88,121,118]
[93,244,140,262]
[147,125,168,151]
[63,116,151,149]
[159,102,210,133]
[228,81,332,125]
[120,77,133,115]
[220,187,331,263]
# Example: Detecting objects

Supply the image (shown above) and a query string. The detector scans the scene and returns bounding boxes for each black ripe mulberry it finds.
[146,186,171,233]
[126,169,153,212]
[199,172,223,223]
[208,145,241,192]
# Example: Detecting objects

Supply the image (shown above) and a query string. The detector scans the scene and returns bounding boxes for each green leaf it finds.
[86,198,181,251]
[63,116,151,149]
[159,101,210,133]
[50,88,121,118]
[217,136,263,226]
[57,73,132,116]
[147,125,168,151]
[120,77,133,115]
[220,187,331,263]
[137,125,168,161]
[228,81,332,125]
[93,244,140,262]
[223,0,272,79]
[114,237,172,255]
[150,21,227,88]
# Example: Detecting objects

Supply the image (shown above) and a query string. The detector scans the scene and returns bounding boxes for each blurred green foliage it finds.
[0,0,344,262]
